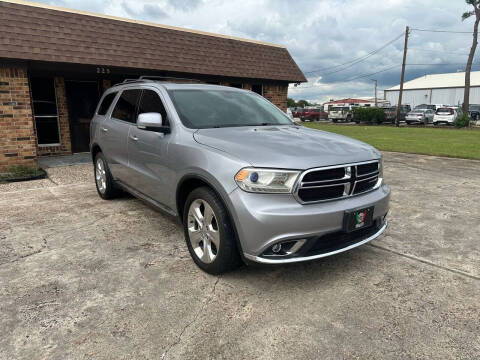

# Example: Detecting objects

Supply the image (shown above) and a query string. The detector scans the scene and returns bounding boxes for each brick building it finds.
[0,0,305,171]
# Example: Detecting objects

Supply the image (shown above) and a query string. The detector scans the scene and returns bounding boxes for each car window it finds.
[138,89,168,126]
[167,89,292,129]
[97,92,117,116]
[111,89,141,123]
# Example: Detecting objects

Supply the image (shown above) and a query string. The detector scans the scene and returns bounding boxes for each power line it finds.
[290,65,400,89]
[303,32,404,75]
[348,65,400,81]
[410,28,473,34]
[408,48,469,56]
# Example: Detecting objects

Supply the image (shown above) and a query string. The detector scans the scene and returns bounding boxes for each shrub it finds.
[454,113,470,128]
[352,107,385,124]
[0,165,45,183]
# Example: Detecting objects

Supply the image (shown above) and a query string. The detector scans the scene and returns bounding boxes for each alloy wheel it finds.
[95,158,107,194]
[187,199,220,264]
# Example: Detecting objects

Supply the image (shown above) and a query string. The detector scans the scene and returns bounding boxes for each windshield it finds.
[168,89,293,128]
[437,108,453,114]
[469,105,480,111]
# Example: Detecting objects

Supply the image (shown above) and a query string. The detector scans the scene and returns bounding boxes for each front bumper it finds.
[226,184,390,264]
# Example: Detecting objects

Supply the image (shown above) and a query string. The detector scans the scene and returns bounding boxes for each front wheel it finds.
[183,187,241,274]
[94,152,118,200]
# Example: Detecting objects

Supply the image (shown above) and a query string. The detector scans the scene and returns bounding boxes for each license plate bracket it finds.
[343,206,374,233]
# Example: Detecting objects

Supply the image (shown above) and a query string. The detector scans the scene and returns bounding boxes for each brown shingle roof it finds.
[0,0,306,82]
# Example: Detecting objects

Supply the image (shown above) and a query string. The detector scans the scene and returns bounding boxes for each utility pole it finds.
[396,26,409,127]
[371,79,378,107]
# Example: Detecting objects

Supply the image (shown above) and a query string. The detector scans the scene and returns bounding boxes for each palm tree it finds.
[462,0,480,114]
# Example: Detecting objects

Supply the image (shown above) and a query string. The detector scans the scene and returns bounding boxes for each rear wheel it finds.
[183,187,241,274]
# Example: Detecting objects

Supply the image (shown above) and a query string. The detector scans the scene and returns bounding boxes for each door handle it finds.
[130,135,138,141]
[101,127,108,133]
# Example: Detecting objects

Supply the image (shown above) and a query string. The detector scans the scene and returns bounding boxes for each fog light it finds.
[263,239,307,257]
[272,243,282,253]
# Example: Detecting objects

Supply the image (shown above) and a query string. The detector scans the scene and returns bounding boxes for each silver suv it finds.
[90,79,390,274]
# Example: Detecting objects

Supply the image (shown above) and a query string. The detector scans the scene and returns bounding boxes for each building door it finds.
[65,81,100,153]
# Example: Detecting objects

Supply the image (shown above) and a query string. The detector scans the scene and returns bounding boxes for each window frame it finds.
[30,77,61,147]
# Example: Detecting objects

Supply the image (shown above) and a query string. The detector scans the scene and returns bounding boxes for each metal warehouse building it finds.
[384,71,480,108]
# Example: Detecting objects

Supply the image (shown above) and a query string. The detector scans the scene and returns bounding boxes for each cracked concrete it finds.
[0,153,479,359]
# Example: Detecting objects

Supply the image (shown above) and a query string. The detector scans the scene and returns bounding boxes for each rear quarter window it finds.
[97,92,117,115]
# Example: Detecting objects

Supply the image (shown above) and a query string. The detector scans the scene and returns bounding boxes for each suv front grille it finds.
[295,161,381,203]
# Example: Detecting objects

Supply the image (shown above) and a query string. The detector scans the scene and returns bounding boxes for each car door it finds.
[102,88,141,183]
[127,88,172,206]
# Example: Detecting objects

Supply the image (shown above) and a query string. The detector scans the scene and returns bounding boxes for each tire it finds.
[183,187,241,274]
[346,115,352,122]
[94,152,118,200]
[332,119,338,123]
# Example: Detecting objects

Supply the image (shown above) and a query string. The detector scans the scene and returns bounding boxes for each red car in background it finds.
[299,108,328,121]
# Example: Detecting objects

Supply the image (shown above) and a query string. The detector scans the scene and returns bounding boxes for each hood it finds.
[193,125,380,169]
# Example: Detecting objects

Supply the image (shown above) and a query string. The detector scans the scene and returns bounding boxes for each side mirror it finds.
[137,112,170,133]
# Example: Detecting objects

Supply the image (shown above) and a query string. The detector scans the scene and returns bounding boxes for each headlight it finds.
[234,168,300,193]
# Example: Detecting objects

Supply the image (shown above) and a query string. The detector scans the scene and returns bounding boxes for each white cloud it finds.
[35,0,475,102]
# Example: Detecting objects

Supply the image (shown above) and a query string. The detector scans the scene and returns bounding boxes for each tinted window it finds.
[98,93,117,115]
[138,90,168,125]
[111,89,141,123]
[168,89,292,129]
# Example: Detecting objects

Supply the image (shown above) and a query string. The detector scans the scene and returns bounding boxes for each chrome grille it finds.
[295,161,381,204]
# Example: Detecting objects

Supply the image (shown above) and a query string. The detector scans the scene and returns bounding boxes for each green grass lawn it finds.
[303,123,480,160]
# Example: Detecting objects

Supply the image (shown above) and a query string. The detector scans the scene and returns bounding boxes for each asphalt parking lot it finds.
[1,152,479,359]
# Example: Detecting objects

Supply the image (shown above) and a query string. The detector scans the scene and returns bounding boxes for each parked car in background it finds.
[382,105,411,123]
[292,108,306,118]
[468,104,480,120]
[405,109,435,125]
[300,108,327,122]
[433,107,460,125]
[90,80,390,274]
[329,106,354,122]
[383,107,397,123]
[415,104,447,111]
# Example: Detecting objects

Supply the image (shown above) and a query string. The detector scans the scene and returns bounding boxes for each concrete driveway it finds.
[1,152,479,359]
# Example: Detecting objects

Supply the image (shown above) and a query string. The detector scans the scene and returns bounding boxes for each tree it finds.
[462,0,480,114]
[287,97,296,108]
[296,99,310,108]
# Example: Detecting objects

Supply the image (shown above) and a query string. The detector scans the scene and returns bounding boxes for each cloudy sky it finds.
[36,0,475,103]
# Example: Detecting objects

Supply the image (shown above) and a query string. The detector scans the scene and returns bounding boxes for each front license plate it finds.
[344,206,374,232]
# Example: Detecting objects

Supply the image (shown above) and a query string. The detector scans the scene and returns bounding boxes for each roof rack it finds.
[121,76,203,84]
